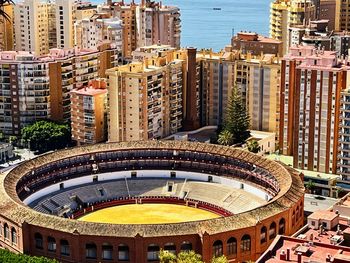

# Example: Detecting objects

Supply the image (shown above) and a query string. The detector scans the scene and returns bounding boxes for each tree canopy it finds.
[159,250,228,263]
[0,249,58,263]
[223,87,250,144]
[21,120,71,153]
[247,139,261,153]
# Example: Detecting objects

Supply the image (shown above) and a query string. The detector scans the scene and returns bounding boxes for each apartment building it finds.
[0,4,14,51]
[231,32,283,57]
[55,0,74,49]
[0,46,119,136]
[75,14,123,51]
[71,79,107,145]
[270,0,316,54]
[279,45,349,175]
[106,47,189,142]
[0,51,51,136]
[103,0,181,58]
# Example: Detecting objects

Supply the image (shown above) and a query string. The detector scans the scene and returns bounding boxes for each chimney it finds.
[286,248,290,261]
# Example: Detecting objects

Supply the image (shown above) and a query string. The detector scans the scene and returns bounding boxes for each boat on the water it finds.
[213,7,221,10]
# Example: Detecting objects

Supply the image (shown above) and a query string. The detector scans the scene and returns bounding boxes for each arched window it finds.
[212,240,223,257]
[102,242,113,260]
[0,222,2,236]
[180,241,192,252]
[296,207,300,222]
[118,244,129,261]
[269,222,277,240]
[4,223,9,240]
[260,226,267,244]
[60,240,70,256]
[227,237,237,256]
[147,244,160,261]
[299,203,303,218]
[34,233,43,249]
[279,218,286,235]
[292,211,295,226]
[11,228,17,245]
[241,235,251,252]
[48,237,56,252]
[164,243,176,255]
[86,243,97,259]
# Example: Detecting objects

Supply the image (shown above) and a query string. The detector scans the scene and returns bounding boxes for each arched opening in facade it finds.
[212,240,223,257]
[164,242,176,254]
[180,241,192,252]
[227,237,237,257]
[86,243,97,259]
[34,233,43,249]
[11,228,17,245]
[102,242,113,260]
[147,244,160,261]
[241,235,251,253]
[47,236,56,252]
[118,244,129,261]
[260,226,267,244]
[60,240,70,256]
[279,218,286,235]
[4,223,9,240]
[269,222,277,240]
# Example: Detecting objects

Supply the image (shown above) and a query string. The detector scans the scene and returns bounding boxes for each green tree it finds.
[223,87,250,144]
[0,249,58,263]
[177,251,203,263]
[9,135,17,145]
[0,130,4,141]
[0,0,14,21]
[211,255,229,263]
[247,139,261,153]
[21,120,71,153]
[159,250,177,263]
[217,130,234,146]
[305,181,315,193]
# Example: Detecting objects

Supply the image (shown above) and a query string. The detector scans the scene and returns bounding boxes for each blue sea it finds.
[92,0,271,51]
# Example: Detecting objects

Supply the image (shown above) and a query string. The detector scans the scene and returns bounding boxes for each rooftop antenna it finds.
[232,27,234,37]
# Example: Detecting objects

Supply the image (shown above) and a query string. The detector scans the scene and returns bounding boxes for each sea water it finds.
[91,0,271,51]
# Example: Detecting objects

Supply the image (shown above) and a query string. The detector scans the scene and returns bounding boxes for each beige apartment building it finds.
[270,0,316,54]
[106,46,189,142]
[71,79,107,145]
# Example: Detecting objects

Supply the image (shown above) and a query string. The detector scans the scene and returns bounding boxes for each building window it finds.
[260,226,267,244]
[118,244,129,261]
[48,236,56,252]
[164,243,176,254]
[227,237,237,256]
[147,244,160,261]
[212,240,223,257]
[35,233,43,249]
[61,240,70,256]
[11,228,17,245]
[4,223,9,240]
[180,241,192,251]
[279,218,286,235]
[86,243,97,259]
[102,243,113,260]
[269,222,277,240]
[241,235,251,253]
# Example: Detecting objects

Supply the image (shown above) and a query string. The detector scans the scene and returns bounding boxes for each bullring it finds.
[0,140,304,262]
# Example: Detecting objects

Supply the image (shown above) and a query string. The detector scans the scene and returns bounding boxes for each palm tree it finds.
[305,181,315,194]
[247,139,261,153]
[217,130,234,146]
[0,0,14,21]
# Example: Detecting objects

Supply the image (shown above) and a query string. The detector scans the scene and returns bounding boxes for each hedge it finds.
[0,249,59,263]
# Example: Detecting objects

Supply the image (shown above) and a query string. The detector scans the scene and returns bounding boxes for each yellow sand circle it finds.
[78,204,220,224]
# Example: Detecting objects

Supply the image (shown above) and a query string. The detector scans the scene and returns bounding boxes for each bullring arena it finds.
[0,141,304,262]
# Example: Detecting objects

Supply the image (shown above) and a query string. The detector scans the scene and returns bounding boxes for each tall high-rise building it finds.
[102,0,181,58]
[0,4,14,51]
[270,0,316,54]
[279,45,349,174]
[55,0,74,49]
[106,47,188,142]
[75,14,123,51]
